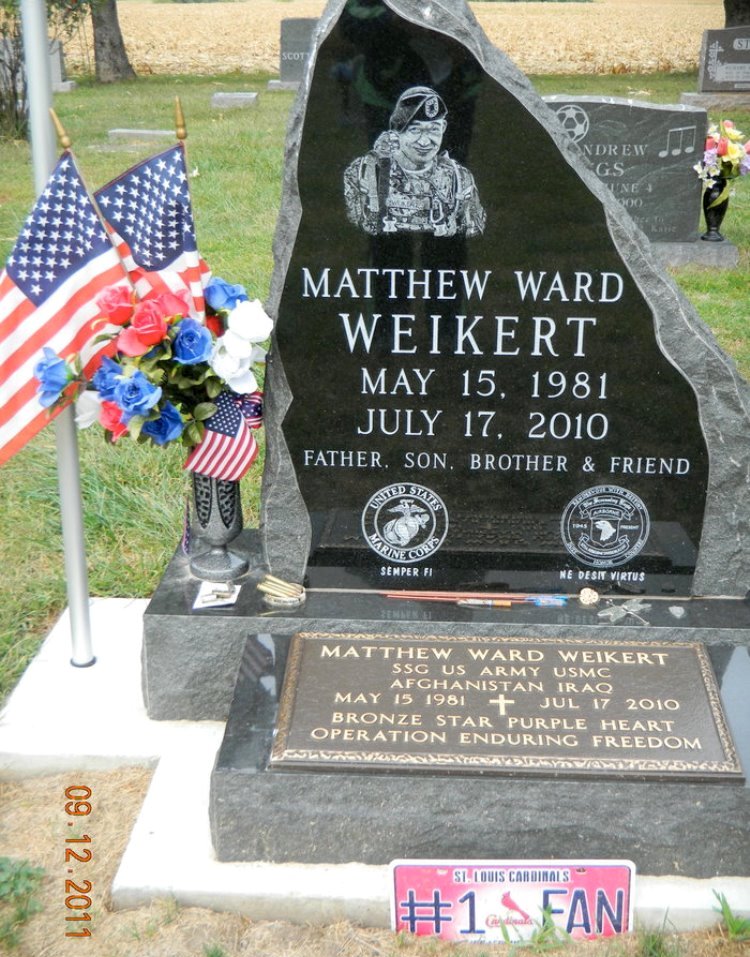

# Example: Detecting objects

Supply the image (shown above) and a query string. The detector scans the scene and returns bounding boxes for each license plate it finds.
[391,859,635,942]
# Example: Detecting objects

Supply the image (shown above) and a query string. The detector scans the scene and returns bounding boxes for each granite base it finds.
[209,633,750,874]
[140,535,750,872]
[681,92,750,111]
[652,240,740,269]
[143,532,750,721]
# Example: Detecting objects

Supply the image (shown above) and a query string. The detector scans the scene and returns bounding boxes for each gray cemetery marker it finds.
[544,97,706,244]
[268,18,317,90]
[142,0,750,881]
[699,25,750,92]
[683,26,750,112]
[210,92,258,110]
[0,39,75,95]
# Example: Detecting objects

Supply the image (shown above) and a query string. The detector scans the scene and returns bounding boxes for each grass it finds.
[714,891,750,943]
[499,905,571,952]
[0,858,45,949]
[0,69,749,705]
[632,926,682,957]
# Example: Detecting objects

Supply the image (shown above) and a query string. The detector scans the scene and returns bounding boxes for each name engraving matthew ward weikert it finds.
[271,634,742,781]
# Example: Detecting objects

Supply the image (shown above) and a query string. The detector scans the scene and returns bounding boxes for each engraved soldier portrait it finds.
[343,86,486,237]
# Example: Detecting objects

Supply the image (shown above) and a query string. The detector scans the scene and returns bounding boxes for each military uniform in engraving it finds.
[344,87,486,237]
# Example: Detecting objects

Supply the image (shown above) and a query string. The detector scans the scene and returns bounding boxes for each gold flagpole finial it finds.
[175,97,187,141]
[49,108,72,150]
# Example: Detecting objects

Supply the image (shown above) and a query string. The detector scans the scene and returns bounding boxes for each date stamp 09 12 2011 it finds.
[64,785,93,939]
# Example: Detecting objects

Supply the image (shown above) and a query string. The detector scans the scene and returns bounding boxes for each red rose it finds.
[717,138,729,156]
[117,301,169,356]
[205,314,224,338]
[705,136,717,151]
[144,286,191,320]
[99,400,129,441]
[97,284,134,326]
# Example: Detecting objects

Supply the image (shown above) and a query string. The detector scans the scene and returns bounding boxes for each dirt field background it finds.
[63,0,726,77]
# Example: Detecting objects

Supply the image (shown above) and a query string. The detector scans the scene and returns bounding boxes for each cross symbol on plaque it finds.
[489,693,516,716]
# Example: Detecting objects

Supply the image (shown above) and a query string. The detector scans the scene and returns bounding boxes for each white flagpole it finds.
[20,0,95,667]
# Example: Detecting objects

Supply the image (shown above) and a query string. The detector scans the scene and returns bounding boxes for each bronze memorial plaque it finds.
[271,634,743,781]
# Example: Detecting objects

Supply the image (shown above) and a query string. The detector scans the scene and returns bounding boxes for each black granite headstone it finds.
[544,97,706,243]
[699,26,750,93]
[261,0,750,598]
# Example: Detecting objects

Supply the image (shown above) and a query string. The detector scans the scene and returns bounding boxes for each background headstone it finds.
[683,26,750,111]
[544,96,706,244]
[699,26,750,92]
[0,38,75,96]
[268,18,317,90]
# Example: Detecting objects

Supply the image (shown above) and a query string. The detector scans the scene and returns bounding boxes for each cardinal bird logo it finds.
[501,892,531,922]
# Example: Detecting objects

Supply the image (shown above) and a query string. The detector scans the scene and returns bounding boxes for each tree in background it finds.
[91,0,135,82]
[724,0,750,27]
[0,0,89,138]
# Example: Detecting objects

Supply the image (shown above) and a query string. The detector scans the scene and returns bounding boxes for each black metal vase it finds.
[701,176,729,242]
[190,472,248,581]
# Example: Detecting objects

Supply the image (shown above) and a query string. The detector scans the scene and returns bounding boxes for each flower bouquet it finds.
[694,119,750,241]
[35,274,273,580]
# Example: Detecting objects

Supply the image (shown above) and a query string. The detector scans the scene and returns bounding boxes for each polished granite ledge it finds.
[142,532,750,721]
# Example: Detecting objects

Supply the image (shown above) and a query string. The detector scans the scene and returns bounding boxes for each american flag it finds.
[0,152,129,467]
[94,143,210,318]
[184,390,263,481]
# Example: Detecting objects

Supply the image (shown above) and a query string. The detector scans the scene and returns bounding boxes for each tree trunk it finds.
[91,0,136,83]
[724,0,750,27]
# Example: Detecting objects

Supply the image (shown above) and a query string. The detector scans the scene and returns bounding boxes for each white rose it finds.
[227,299,273,345]
[74,390,102,429]
[210,341,258,394]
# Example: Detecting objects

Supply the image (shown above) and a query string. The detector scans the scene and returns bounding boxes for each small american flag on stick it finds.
[184,390,263,481]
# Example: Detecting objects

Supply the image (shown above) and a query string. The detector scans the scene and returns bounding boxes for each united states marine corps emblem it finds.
[362,483,449,564]
[561,485,650,568]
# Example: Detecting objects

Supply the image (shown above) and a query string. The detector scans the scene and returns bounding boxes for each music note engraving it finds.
[658,125,697,158]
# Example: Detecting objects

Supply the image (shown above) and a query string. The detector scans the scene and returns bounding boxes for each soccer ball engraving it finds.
[555,104,590,144]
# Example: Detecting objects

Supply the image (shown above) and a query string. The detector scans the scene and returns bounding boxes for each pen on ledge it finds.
[456,598,513,608]
[385,592,569,607]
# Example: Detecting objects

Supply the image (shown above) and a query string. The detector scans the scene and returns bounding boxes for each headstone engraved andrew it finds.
[544,97,706,243]
[699,26,750,93]
[272,633,742,781]
[265,0,715,597]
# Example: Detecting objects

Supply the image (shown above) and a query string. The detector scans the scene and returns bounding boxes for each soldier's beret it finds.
[389,86,447,131]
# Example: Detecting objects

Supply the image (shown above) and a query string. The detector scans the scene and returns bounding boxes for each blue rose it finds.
[205,277,248,313]
[173,317,213,365]
[142,401,184,446]
[92,355,122,401]
[34,348,70,407]
[113,370,162,419]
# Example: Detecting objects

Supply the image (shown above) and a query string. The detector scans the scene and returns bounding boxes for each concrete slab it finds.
[1,598,748,929]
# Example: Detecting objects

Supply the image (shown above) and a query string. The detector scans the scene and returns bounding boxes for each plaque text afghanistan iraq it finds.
[272,634,742,781]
